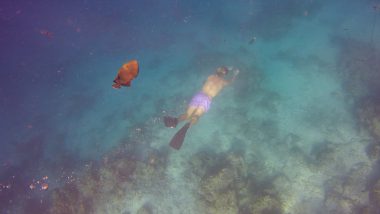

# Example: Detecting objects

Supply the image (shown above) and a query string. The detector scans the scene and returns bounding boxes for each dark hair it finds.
[216,66,229,77]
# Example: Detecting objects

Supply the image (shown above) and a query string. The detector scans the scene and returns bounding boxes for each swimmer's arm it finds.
[225,68,239,85]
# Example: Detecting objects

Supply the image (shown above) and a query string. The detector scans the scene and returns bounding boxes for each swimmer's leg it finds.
[164,106,197,128]
[181,106,197,121]
[189,107,205,126]
[169,107,205,150]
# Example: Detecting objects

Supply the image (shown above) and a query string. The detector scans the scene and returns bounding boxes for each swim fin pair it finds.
[164,116,190,150]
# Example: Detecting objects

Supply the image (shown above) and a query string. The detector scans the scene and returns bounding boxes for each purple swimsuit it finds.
[189,92,211,112]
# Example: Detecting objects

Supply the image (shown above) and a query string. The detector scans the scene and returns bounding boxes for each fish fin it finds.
[112,83,121,89]
[169,123,190,150]
[136,67,139,77]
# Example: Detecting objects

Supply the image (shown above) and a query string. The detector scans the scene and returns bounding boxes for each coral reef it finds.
[190,151,284,214]
[307,141,337,169]
[333,35,380,100]
[369,179,380,212]
[355,94,380,162]
[194,153,241,213]
[357,97,380,141]
[282,135,339,173]
[50,183,94,214]
[323,163,371,213]
[365,141,380,161]
[48,144,168,213]
[249,195,283,214]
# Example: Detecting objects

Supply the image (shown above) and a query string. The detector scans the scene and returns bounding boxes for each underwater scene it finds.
[1,0,380,213]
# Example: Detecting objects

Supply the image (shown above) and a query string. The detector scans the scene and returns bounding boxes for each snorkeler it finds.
[164,66,240,150]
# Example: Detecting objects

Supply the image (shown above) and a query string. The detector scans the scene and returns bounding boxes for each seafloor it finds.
[1,0,380,213]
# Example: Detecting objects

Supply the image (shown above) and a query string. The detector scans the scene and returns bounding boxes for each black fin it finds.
[169,123,190,150]
[163,116,178,128]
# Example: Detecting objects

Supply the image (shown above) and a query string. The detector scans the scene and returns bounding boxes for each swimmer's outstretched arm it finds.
[225,67,239,84]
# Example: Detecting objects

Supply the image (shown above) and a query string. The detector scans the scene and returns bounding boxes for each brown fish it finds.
[112,59,139,89]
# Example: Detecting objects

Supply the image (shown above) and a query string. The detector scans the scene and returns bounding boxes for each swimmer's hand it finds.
[227,66,240,75]
[229,68,239,83]
[233,69,240,76]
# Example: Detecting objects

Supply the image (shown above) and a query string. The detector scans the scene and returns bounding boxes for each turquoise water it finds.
[1,0,380,213]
